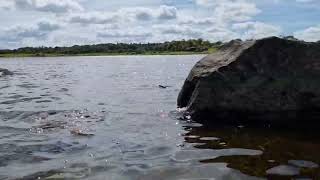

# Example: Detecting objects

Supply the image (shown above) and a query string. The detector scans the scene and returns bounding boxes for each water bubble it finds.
[200,137,220,141]
[36,128,44,134]
[238,125,245,129]
[176,143,184,147]
[39,112,49,119]
[177,107,187,112]
[186,135,199,139]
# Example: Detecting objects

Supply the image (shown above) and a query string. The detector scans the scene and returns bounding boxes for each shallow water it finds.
[0,56,319,180]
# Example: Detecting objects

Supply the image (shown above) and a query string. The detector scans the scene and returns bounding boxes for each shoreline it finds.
[0,51,210,58]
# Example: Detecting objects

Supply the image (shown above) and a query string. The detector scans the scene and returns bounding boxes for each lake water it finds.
[0,56,319,180]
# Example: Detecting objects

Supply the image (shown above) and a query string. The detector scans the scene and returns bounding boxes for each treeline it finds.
[0,39,221,56]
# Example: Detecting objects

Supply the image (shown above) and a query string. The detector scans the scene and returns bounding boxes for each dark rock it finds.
[0,68,13,76]
[48,111,57,115]
[177,37,320,126]
[159,85,170,89]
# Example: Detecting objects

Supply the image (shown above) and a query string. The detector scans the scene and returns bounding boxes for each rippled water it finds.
[0,56,319,180]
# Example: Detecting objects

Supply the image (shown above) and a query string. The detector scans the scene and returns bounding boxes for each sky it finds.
[0,0,319,49]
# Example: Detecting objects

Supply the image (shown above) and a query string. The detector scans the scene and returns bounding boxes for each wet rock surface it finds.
[178,37,320,126]
[0,68,13,76]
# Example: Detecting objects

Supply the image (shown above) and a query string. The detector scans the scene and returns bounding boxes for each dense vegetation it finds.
[0,39,221,57]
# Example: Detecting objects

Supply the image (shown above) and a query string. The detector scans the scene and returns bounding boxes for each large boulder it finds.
[178,37,320,125]
[0,68,13,76]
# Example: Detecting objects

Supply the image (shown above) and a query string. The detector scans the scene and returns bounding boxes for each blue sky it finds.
[0,0,319,49]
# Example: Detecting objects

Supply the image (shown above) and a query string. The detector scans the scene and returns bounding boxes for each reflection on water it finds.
[0,56,319,180]
[183,123,320,179]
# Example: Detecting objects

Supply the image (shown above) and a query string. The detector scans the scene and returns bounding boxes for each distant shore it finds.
[0,39,219,58]
[0,51,212,58]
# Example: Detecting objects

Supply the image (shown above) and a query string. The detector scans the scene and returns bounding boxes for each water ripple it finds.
[0,56,319,180]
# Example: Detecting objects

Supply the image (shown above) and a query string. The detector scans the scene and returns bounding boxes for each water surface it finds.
[0,56,319,180]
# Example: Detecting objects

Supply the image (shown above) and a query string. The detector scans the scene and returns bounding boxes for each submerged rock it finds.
[266,165,300,176]
[177,37,320,126]
[70,128,94,136]
[288,160,319,168]
[0,68,13,76]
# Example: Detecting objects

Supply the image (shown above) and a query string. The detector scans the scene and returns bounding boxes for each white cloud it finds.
[195,0,229,6]
[0,0,319,48]
[68,5,177,26]
[179,17,218,26]
[97,27,153,43]
[296,0,314,3]
[69,12,118,25]
[213,1,261,23]
[0,0,14,9]
[158,5,177,20]
[156,25,203,38]
[13,0,83,13]
[207,29,238,42]
[294,25,320,42]
[232,21,282,39]
[0,20,61,43]
[194,0,261,23]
